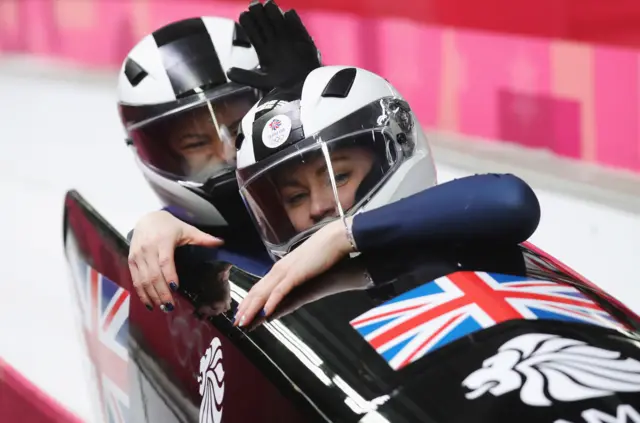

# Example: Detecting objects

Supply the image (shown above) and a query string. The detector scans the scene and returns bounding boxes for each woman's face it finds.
[275,147,375,232]
[167,101,248,178]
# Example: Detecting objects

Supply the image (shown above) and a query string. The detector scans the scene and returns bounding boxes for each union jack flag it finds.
[350,271,626,371]
[76,264,130,423]
[269,119,282,130]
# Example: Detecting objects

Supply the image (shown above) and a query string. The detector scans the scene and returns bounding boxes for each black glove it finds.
[227,0,322,91]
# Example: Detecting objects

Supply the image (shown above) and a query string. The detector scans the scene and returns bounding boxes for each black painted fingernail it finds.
[259,309,266,317]
[145,304,153,311]
[164,303,174,312]
[169,282,178,292]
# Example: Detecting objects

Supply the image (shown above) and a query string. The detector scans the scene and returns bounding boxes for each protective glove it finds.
[227,0,322,91]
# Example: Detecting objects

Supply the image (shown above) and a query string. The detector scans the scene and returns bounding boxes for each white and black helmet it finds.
[235,66,438,259]
[117,16,260,228]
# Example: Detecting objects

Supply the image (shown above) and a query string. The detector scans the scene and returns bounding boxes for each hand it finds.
[128,211,223,311]
[233,217,355,327]
[227,0,321,91]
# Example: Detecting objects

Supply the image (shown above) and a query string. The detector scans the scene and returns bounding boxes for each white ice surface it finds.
[1,72,639,422]
[0,73,161,422]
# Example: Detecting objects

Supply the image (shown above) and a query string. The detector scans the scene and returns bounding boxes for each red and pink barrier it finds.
[2,0,640,173]
[0,357,83,423]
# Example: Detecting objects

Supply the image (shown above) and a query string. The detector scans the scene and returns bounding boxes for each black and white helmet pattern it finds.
[117,16,260,228]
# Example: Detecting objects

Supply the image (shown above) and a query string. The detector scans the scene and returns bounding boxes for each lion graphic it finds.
[198,337,225,423]
[461,333,640,406]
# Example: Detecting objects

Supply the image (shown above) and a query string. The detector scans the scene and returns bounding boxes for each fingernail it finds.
[164,303,174,312]
[259,309,266,317]
[231,316,235,324]
[145,304,153,311]
[238,314,246,327]
[159,304,166,312]
[169,282,178,292]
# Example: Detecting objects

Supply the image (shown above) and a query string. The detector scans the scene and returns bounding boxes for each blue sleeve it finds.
[127,216,271,276]
[352,173,540,251]
[126,207,182,243]
[127,207,265,254]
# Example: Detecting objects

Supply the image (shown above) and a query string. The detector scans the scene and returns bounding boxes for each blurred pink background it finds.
[2,0,640,173]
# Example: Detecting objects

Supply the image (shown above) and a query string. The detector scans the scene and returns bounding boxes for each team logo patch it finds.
[262,114,292,148]
[349,271,626,371]
[198,337,225,423]
[462,333,640,406]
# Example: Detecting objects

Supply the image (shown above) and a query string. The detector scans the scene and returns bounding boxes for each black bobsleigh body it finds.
[63,190,640,423]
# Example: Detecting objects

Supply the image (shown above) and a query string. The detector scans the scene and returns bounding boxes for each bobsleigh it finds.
[63,189,640,423]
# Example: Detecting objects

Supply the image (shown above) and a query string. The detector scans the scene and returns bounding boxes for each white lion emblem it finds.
[198,337,225,423]
[461,333,640,406]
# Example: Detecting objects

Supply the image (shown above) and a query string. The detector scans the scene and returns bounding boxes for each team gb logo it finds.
[198,337,225,423]
[262,114,292,149]
[461,333,640,407]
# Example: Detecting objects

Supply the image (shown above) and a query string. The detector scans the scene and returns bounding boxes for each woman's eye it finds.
[182,139,210,151]
[334,172,351,185]
[285,192,307,207]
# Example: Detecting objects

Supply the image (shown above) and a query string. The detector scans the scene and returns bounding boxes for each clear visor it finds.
[238,129,403,254]
[130,91,258,184]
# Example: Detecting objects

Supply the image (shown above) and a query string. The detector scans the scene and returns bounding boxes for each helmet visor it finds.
[129,90,258,184]
[237,129,402,254]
